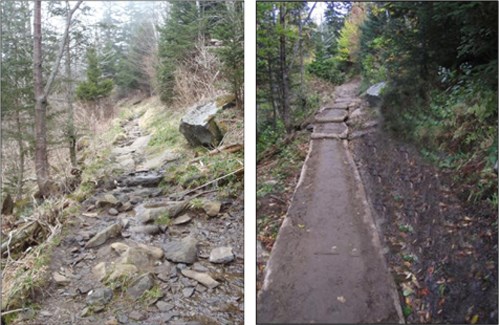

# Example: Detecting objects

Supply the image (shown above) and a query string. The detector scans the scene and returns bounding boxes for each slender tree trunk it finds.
[14,100,25,201]
[266,57,278,130]
[33,0,50,196]
[279,3,292,134]
[66,30,76,167]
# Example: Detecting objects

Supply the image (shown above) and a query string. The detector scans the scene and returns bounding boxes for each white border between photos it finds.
[244,1,257,324]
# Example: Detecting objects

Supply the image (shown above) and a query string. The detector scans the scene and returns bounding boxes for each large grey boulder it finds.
[365,82,386,107]
[179,102,224,147]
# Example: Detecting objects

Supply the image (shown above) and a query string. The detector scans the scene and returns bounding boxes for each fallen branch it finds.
[189,144,243,163]
[176,167,244,198]
[1,308,29,317]
[1,221,41,256]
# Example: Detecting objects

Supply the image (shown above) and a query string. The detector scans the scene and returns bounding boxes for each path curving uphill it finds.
[257,80,403,323]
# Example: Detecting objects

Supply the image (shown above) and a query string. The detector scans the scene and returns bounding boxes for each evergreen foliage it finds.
[357,2,498,204]
[76,47,113,101]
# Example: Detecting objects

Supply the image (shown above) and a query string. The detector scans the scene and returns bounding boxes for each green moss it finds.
[154,213,171,226]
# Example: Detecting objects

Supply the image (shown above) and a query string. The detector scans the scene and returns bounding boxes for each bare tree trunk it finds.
[266,56,278,130]
[32,0,83,197]
[14,100,25,201]
[65,2,76,167]
[279,3,292,134]
[33,0,50,196]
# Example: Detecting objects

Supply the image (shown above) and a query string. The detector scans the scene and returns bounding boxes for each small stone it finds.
[137,243,164,259]
[86,287,113,306]
[53,272,71,285]
[119,201,133,212]
[111,242,130,255]
[154,262,173,282]
[107,264,138,282]
[78,283,93,294]
[93,262,107,282]
[181,269,220,289]
[182,287,195,298]
[105,318,119,325]
[71,246,80,253]
[117,313,128,324]
[96,194,120,208]
[172,214,192,225]
[209,246,234,264]
[127,273,154,300]
[192,263,208,272]
[85,223,122,248]
[156,300,174,312]
[129,311,145,321]
[108,208,119,216]
[202,200,221,217]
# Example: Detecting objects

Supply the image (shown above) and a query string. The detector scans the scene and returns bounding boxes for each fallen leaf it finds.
[470,315,479,324]
[297,224,305,229]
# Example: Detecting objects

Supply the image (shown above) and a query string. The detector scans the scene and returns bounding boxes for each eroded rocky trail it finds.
[24,105,244,325]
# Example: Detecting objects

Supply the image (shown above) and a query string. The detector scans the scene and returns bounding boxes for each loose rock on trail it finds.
[23,102,243,325]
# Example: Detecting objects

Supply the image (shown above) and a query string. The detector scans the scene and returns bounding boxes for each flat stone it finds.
[314,122,348,135]
[117,313,128,324]
[93,262,108,282]
[156,301,174,312]
[86,287,113,306]
[120,248,153,267]
[172,214,192,225]
[111,242,130,255]
[192,263,208,272]
[315,109,348,123]
[85,223,122,248]
[181,269,219,289]
[120,174,163,187]
[129,225,161,235]
[137,243,164,259]
[163,236,198,264]
[202,200,221,217]
[127,273,154,300]
[128,310,146,321]
[96,194,120,208]
[209,246,234,264]
[154,262,174,282]
[135,201,189,224]
[108,208,119,216]
[107,264,138,282]
[139,150,181,170]
[78,283,93,294]
[53,272,71,285]
[183,287,195,297]
[119,201,133,212]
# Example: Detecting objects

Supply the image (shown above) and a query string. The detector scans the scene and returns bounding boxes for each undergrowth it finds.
[381,79,497,208]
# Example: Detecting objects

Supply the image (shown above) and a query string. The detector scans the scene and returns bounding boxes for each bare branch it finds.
[43,0,84,98]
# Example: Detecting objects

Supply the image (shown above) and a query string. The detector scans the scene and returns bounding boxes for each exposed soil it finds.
[14,106,244,325]
[350,110,498,323]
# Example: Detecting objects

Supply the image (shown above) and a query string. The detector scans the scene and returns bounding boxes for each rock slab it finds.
[179,102,223,147]
[163,236,198,264]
